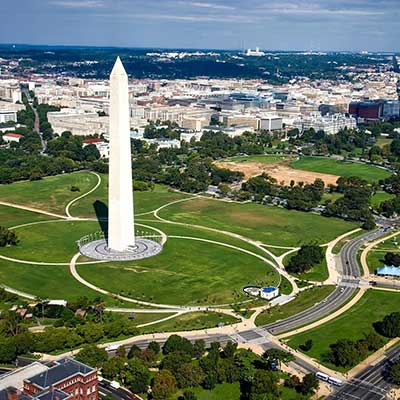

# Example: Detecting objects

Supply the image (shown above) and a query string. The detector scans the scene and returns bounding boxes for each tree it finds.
[128,344,142,359]
[389,361,400,385]
[152,370,177,400]
[0,339,17,363]
[375,312,400,338]
[174,363,205,389]
[262,349,295,370]
[193,339,206,359]
[0,226,19,247]
[299,339,313,352]
[125,358,150,394]
[298,373,319,395]
[286,243,324,274]
[163,334,193,356]
[148,341,160,355]
[240,369,279,400]
[75,345,108,368]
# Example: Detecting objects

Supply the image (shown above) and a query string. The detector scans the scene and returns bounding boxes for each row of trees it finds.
[76,335,319,400]
[0,296,139,363]
[327,312,400,368]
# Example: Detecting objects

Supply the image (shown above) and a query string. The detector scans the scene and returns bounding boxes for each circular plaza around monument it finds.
[77,232,164,261]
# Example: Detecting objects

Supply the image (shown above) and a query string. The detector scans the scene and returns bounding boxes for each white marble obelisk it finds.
[108,57,135,252]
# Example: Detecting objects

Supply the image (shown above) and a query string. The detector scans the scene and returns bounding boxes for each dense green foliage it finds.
[0,226,19,247]
[286,244,324,274]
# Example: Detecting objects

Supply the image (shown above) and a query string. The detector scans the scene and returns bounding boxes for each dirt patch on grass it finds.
[216,161,340,186]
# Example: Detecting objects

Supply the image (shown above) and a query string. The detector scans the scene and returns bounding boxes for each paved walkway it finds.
[0,201,68,220]
[65,171,101,218]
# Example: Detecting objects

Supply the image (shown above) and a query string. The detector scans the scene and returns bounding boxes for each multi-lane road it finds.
[327,345,400,400]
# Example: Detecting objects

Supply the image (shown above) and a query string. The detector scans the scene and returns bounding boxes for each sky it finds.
[0,0,399,52]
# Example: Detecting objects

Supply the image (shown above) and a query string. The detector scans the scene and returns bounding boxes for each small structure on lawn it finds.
[243,286,279,300]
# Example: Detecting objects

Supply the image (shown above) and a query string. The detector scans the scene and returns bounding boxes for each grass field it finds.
[370,191,396,208]
[159,197,359,247]
[69,173,191,218]
[376,138,393,148]
[290,157,391,183]
[0,260,123,305]
[0,220,102,263]
[0,172,98,214]
[287,289,400,371]
[223,154,291,163]
[255,285,335,326]
[140,312,239,333]
[0,205,51,228]
[78,237,278,306]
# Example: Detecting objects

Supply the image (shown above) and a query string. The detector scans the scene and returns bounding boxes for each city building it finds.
[293,113,357,135]
[349,100,384,121]
[0,359,98,400]
[83,138,109,158]
[47,110,109,136]
[0,110,17,124]
[245,47,265,57]
[259,115,283,131]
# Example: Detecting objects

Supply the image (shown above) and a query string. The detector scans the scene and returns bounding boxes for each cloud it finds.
[50,0,106,8]
[177,1,236,10]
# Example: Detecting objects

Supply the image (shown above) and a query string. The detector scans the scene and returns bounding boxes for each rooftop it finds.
[26,358,94,390]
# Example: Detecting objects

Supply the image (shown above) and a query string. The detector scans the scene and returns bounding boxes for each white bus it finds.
[315,372,329,382]
[328,377,343,387]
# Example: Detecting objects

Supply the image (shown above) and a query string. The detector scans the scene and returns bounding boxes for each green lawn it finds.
[69,173,191,218]
[370,191,396,208]
[223,154,291,164]
[255,285,335,326]
[0,220,102,263]
[0,172,98,215]
[287,289,400,371]
[321,192,343,203]
[376,137,393,148]
[159,197,359,247]
[290,157,391,183]
[188,382,240,400]
[0,260,122,305]
[78,237,278,306]
[140,312,239,333]
[0,205,51,228]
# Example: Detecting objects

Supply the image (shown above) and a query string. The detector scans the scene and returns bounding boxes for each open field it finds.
[78,236,277,305]
[0,172,98,214]
[140,312,240,333]
[290,157,391,183]
[69,173,191,218]
[159,197,360,247]
[370,191,396,208]
[0,205,51,228]
[216,160,339,185]
[255,285,335,326]
[0,220,102,263]
[0,259,124,305]
[224,154,290,163]
[376,138,393,148]
[287,289,400,371]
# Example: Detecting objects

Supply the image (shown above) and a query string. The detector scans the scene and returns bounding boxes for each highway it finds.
[262,228,389,336]
[327,345,400,400]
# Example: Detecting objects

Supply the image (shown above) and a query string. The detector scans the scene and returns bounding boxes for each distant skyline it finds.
[1,0,399,52]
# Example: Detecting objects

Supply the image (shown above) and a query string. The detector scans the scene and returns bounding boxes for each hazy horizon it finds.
[1,0,399,53]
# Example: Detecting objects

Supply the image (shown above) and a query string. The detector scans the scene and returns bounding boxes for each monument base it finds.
[79,238,163,261]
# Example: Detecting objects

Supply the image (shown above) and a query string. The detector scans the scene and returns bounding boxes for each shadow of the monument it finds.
[93,200,108,239]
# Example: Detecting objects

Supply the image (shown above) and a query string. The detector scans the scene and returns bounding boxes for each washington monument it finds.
[108,57,135,252]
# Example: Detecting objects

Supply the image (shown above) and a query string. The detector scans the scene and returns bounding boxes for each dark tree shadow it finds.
[93,200,108,239]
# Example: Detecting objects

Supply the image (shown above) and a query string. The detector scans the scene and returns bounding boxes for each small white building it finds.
[2,132,23,143]
[260,287,279,300]
[259,116,283,131]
